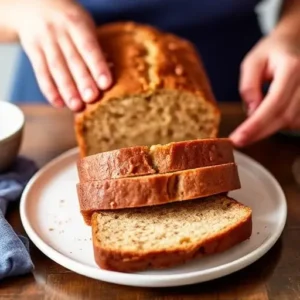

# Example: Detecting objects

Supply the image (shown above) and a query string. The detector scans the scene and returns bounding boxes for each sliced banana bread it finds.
[77,163,241,225]
[77,138,235,182]
[75,22,220,157]
[92,195,252,272]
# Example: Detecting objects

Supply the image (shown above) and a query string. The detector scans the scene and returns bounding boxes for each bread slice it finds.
[77,163,241,225]
[77,138,235,182]
[75,22,220,157]
[91,195,252,272]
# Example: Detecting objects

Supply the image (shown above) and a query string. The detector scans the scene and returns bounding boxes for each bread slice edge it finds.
[91,198,252,273]
[76,138,235,182]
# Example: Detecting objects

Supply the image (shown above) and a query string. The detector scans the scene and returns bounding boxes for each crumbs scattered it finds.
[49,228,54,231]
[52,216,71,225]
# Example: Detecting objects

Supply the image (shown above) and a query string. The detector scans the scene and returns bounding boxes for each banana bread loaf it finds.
[92,195,252,272]
[77,163,241,225]
[77,138,235,182]
[75,22,220,157]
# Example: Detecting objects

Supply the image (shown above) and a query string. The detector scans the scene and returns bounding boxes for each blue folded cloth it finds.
[0,156,38,280]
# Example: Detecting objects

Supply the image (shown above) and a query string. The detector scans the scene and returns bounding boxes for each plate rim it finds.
[20,147,287,287]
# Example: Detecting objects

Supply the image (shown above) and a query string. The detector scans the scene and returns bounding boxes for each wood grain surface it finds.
[0,103,299,300]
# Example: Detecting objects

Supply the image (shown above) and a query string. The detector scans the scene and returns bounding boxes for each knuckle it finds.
[60,78,74,89]
[49,53,64,70]
[49,59,61,71]
[63,7,83,24]
[40,21,54,34]
[76,70,92,82]
[67,49,79,61]
[67,53,83,67]
[27,37,40,49]
[52,71,74,90]
[61,83,77,98]
[239,85,249,94]
[239,85,254,97]
[82,39,99,53]
[68,59,92,83]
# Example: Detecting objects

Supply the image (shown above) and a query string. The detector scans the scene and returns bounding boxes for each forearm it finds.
[273,0,300,38]
[0,0,19,42]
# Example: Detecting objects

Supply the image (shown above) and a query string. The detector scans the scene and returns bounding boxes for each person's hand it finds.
[230,31,300,147]
[13,0,112,112]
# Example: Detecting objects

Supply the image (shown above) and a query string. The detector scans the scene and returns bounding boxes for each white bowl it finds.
[0,101,25,172]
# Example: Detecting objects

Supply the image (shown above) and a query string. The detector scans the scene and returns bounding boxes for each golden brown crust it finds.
[75,22,220,157]
[77,146,155,182]
[91,202,252,272]
[77,138,234,182]
[78,163,241,225]
[151,138,234,173]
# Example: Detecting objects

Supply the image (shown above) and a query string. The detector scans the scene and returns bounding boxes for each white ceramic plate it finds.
[20,148,287,287]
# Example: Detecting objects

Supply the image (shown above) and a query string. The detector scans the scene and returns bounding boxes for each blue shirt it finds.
[10,0,263,103]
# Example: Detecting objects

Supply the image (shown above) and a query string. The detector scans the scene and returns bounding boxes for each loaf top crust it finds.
[77,138,235,182]
[75,22,220,157]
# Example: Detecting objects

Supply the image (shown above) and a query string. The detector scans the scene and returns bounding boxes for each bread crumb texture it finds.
[95,196,251,253]
[75,22,220,157]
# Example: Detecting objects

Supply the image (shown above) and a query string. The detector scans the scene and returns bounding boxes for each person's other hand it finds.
[14,0,112,112]
[230,31,300,147]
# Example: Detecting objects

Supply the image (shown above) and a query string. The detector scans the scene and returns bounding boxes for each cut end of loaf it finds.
[79,90,219,156]
[94,196,251,253]
[92,196,252,272]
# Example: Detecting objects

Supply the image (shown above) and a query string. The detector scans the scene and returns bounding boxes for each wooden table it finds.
[1,103,300,300]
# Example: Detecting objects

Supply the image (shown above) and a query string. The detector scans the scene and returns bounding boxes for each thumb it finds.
[239,53,266,115]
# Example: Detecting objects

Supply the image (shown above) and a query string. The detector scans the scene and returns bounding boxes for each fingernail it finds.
[98,74,110,90]
[70,97,82,111]
[83,88,95,102]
